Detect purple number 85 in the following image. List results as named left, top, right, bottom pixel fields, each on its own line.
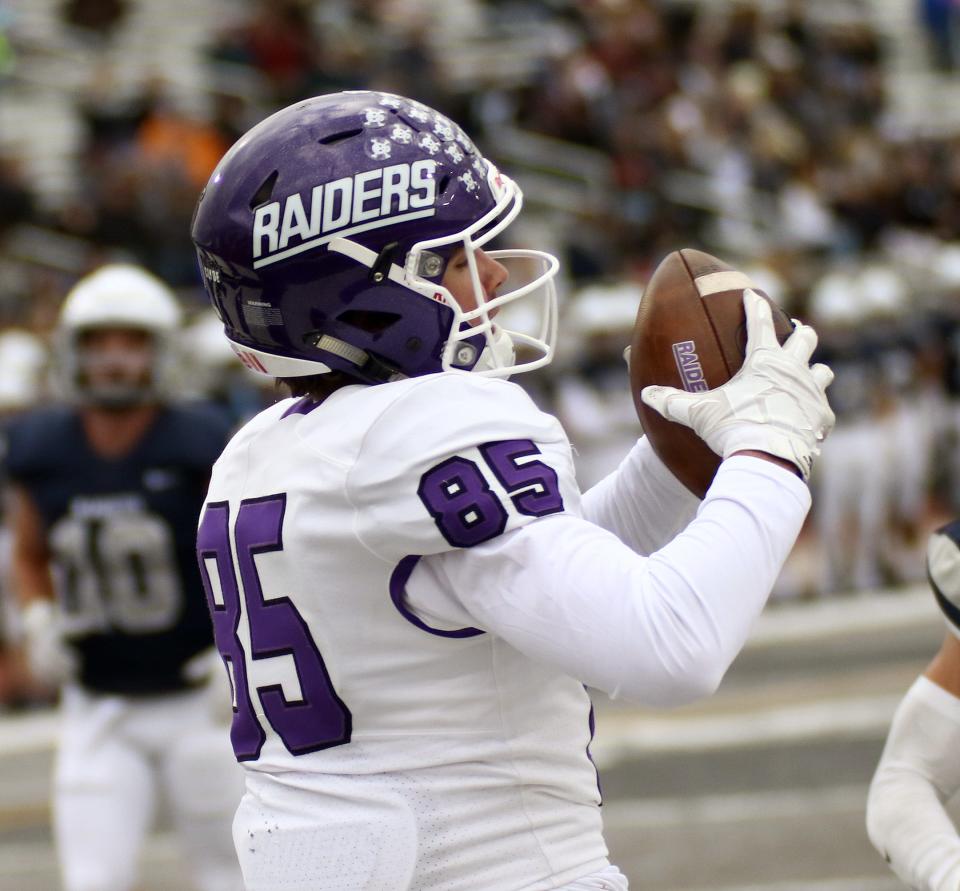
left=197, top=495, right=351, bottom=761
left=418, top=438, right=564, bottom=548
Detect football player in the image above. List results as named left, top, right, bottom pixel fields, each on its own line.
left=867, top=521, right=960, bottom=891
left=6, top=264, right=244, bottom=891
left=0, top=328, right=50, bottom=706
left=191, top=91, right=834, bottom=891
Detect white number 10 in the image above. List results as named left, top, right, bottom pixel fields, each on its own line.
left=50, top=511, right=182, bottom=635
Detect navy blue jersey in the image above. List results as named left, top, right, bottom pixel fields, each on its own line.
left=5, top=402, right=231, bottom=695
left=930, top=519, right=960, bottom=637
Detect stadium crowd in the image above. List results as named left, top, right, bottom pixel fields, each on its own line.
left=0, top=0, right=958, bottom=713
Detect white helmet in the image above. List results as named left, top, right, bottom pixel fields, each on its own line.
left=179, top=308, right=255, bottom=400
left=57, top=264, right=182, bottom=407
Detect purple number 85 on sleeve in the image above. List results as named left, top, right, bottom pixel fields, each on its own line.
left=418, top=439, right=563, bottom=548
left=480, top=439, right=564, bottom=518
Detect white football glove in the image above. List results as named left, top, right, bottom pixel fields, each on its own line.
left=22, top=599, right=77, bottom=687
left=641, top=289, right=835, bottom=481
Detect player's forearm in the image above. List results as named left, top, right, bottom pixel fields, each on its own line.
left=868, top=676, right=960, bottom=891
left=9, top=486, right=55, bottom=606
left=608, top=455, right=809, bottom=703
left=12, top=556, right=55, bottom=606
left=11, top=499, right=75, bottom=684
left=580, top=435, right=700, bottom=555
left=11, top=535, right=55, bottom=607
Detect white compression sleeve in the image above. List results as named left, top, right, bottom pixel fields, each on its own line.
left=407, top=456, right=809, bottom=706
left=867, top=676, right=960, bottom=891
left=580, top=436, right=701, bottom=555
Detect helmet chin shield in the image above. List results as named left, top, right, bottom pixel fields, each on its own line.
left=405, top=166, right=559, bottom=377
left=470, top=325, right=517, bottom=375
left=441, top=246, right=559, bottom=377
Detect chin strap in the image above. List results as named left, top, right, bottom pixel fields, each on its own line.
left=468, top=326, right=515, bottom=375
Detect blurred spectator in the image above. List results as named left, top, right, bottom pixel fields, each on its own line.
left=0, top=155, right=36, bottom=235
left=554, top=282, right=643, bottom=489
left=208, top=0, right=321, bottom=104
left=78, top=66, right=156, bottom=153
left=60, top=0, right=128, bottom=36
left=810, top=262, right=952, bottom=595
left=918, top=0, right=960, bottom=70
left=60, top=79, right=227, bottom=285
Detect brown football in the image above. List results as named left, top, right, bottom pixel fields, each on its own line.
left=628, top=249, right=794, bottom=498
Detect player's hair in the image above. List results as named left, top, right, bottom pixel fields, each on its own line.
left=278, top=310, right=395, bottom=399
left=279, top=372, right=357, bottom=401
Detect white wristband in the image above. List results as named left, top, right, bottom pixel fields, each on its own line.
left=21, top=599, right=76, bottom=686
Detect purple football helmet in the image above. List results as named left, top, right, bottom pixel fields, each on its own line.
left=191, top=91, right=558, bottom=383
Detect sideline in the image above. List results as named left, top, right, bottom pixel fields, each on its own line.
left=602, top=783, right=866, bottom=829
left=590, top=693, right=902, bottom=763
left=751, top=584, right=936, bottom=647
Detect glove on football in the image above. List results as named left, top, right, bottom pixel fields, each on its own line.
left=641, top=289, right=835, bottom=481
left=22, top=600, right=77, bottom=686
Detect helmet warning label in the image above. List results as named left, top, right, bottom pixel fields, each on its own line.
left=242, top=302, right=283, bottom=328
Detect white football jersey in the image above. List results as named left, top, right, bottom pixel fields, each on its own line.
left=199, top=372, right=611, bottom=891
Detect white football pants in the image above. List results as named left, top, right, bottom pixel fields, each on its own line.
left=54, top=683, right=244, bottom=891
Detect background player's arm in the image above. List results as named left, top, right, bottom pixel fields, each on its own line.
left=8, top=484, right=75, bottom=685
left=10, top=486, right=54, bottom=609
left=867, top=525, right=960, bottom=891
left=9, top=485, right=55, bottom=607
